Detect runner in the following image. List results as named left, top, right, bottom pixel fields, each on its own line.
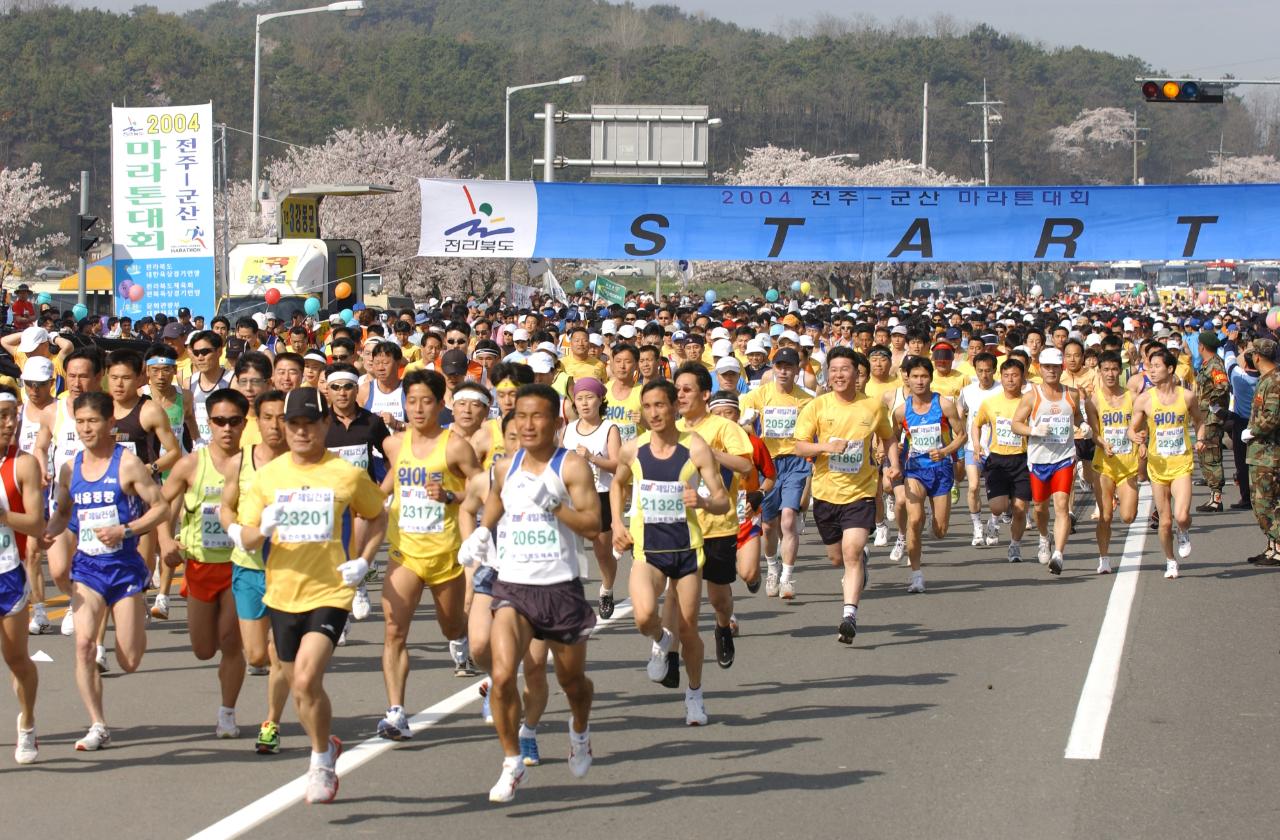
left=0, top=387, right=46, bottom=763
left=1085, top=351, right=1140, bottom=574
left=18, top=357, right=55, bottom=636
left=358, top=341, right=406, bottom=431
left=957, top=352, right=1002, bottom=547
left=459, top=383, right=602, bottom=802
left=187, top=330, right=234, bottom=448
left=42, top=391, right=170, bottom=750
left=377, top=369, right=482, bottom=741
left=972, top=357, right=1034, bottom=562
left=1128, top=348, right=1206, bottom=580
left=892, top=356, right=966, bottom=593
left=793, top=348, right=900, bottom=642
left=231, top=387, right=388, bottom=803
left=611, top=380, right=730, bottom=725
left=157, top=388, right=248, bottom=738
left=560, top=378, right=622, bottom=618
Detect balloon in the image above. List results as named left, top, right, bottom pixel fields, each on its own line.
left=340, top=308, right=353, bottom=323
left=1134, top=282, right=1145, bottom=294
left=36, top=292, right=50, bottom=306
left=264, top=287, right=281, bottom=305
left=589, top=280, right=597, bottom=292
left=765, top=288, right=779, bottom=302
left=335, top=281, right=352, bottom=299
left=1029, top=284, right=1043, bottom=297
left=304, top=296, right=321, bottom=316
left=704, top=289, right=716, bottom=303
left=1197, top=290, right=1210, bottom=305
left=574, top=279, right=584, bottom=291
left=1268, top=307, right=1280, bottom=331
left=791, top=281, right=801, bottom=292
left=117, top=283, right=132, bottom=298
left=72, top=303, right=88, bottom=320
left=128, top=284, right=144, bottom=302
left=800, top=281, right=811, bottom=294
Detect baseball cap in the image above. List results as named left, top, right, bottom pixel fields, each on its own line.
left=513, top=328, right=530, bottom=342
left=773, top=348, right=801, bottom=367
left=1039, top=348, right=1064, bottom=365
left=529, top=352, right=556, bottom=374
left=20, top=356, right=53, bottom=382
left=672, top=330, right=688, bottom=342
left=745, top=339, right=767, bottom=355
left=891, top=325, right=908, bottom=336
left=282, top=387, right=328, bottom=422
left=161, top=322, right=185, bottom=340
left=17, top=326, right=50, bottom=353
left=714, top=355, right=742, bottom=374
left=618, top=325, right=637, bottom=340
left=440, top=349, right=469, bottom=376
left=711, top=338, right=734, bottom=358
left=225, top=337, right=247, bottom=358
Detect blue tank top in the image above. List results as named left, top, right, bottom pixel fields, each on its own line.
left=69, top=446, right=143, bottom=564
left=903, top=393, right=951, bottom=470
left=633, top=435, right=700, bottom=553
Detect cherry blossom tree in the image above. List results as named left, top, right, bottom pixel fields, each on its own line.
left=1187, top=154, right=1280, bottom=183
left=0, top=163, right=70, bottom=285
left=1047, top=107, right=1135, bottom=185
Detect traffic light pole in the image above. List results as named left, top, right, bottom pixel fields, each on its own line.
left=77, top=170, right=88, bottom=309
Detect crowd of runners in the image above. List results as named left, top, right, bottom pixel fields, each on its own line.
left=0, top=284, right=1275, bottom=804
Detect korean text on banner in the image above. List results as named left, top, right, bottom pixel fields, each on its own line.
left=112, top=104, right=217, bottom=319
left=595, top=276, right=627, bottom=305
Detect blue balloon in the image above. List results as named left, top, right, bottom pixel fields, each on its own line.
left=304, top=297, right=321, bottom=316
left=790, top=281, right=802, bottom=292
left=704, top=289, right=717, bottom=303
left=340, top=308, right=353, bottom=322
left=36, top=292, right=51, bottom=306
left=588, top=280, right=597, bottom=292
left=574, top=279, right=584, bottom=291
left=765, top=288, right=779, bottom=302
left=72, top=303, right=88, bottom=320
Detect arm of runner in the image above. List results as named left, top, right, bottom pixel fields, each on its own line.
left=478, top=461, right=507, bottom=532
left=350, top=472, right=389, bottom=563
left=687, top=433, right=730, bottom=516
left=1186, top=390, right=1208, bottom=453
left=972, top=403, right=989, bottom=462
left=157, top=453, right=196, bottom=565
left=458, top=470, right=488, bottom=541
left=33, top=422, right=52, bottom=485
left=379, top=432, right=403, bottom=496
left=1009, top=391, right=1042, bottom=437
left=3, top=453, right=46, bottom=538
left=551, top=453, right=602, bottom=540
left=446, top=428, right=482, bottom=483
left=1127, top=392, right=1151, bottom=448
left=935, top=397, right=967, bottom=460
left=469, top=424, right=491, bottom=465
left=588, top=423, right=622, bottom=475
left=218, top=453, right=242, bottom=533
left=792, top=399, right=843, bottom=457
left=40, top=463, right=73, bottom=548
left=99, top=451, right=171, bottom=548
left=716, top=423, right=754, bottom=475
left=1083, top=395, right=1108, bottom=454
left=610, top=442, right=636, bottom=552
left=145, top=402, right=183, bottom=473
left=0, top=333, right=19, bottom=354
left=370, top=416, right=392, bottom=460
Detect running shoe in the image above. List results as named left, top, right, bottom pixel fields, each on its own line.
left=246, top=664, right=270, bottom=676
left=1068, top=512, right=1078, bottom=534
left=714, top=625, right=735, bottom=669
left=728, top=614, right=739, bottom=637
left=984, top=518, right=1000, bottom=546
left=1176, top=528, right=1192, bottom=558
left=255, top=720, right=281, bottom=755
left=1255, top=552, right=1280, bottom=567
left=1000, top=511, right=1012, bottom=524
left=661, top=651, right=680, bottom=689
left=646, top=629, right=673, bottom=682
left=150, top=594, right=169, bottom=621
left=14, top=714, right=36, bottom=765
left=489, top=757, right=526, bottom=803
left=27, top=603, right=49, bottom=636
left=568, top=734, right=592, bottom=778
left=890, top=533, right=907, bottom=564
left=519, top=734, right=541, bottom=767
left=377, top=706, right=413, bottom=741
left=884, top=494, right=895, bottom=519
left=455, top=657, right=480, bottom=678
left=971, top=525, right=984, bottom=547
left=684, top=692, right=708, bottom=726
left=1037, top=537, right=1051, bottom=565
left=95, top=645, right=109, bottom=674
left=764, top=568, right=780, bottom=597
left=598, top=590, right=615, bottom=620
left=906, top=570, right=925, bottom=594
left=1164, top=559, right=1180, bottom=579
left=837, top=616, right=857, bottom=644
left=215, top=708, right=240, bottom=739
left=351, top=584, right=371, bottom=621
left=779, top=578, right=796, bottom=600
left=363, top=560, right=380, bottom=584
left=75, top=722, right=110, bottom=751
left=1149, top=510, right=1159, bottom=531
left=745, top=573, right=761, bottom=594
left=302, top=736, right=343, bottom=805
left=60, top=606, right=75, bottom=636
left=1196, top=498, right=1223, bottom=513
left=336, top=619, right=349, bottom=647
left=873, top=523, right=888, bottom=547
left=1096, top=557, right=1112, bottom=575
left=1049, top=551, right=1064, bottom=576
left=1008, top=542, right=1022, bottom=563
left=950, top=485, right=960, bottom=504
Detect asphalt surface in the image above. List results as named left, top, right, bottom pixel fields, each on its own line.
left=2, top=471, right=1278, bottom=839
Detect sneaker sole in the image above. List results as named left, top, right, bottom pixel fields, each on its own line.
left=1049, top=560, right=1063, bottom=575
left=837, top=620, right=857, bottom=644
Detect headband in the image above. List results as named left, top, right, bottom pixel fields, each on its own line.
left=453, top=386, right=492, bottom=407
left=708, top=394, right=739, bottom=411
left=495, top=380, right=520, bottom=392
left=146, top=356, right=176, bottom=367
left=0, top=393, right=16, bottom=405
left=572, top=377, right=605, bottom=398
left=325, top=371, right=359, bottom=385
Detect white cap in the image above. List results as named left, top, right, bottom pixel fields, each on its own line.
left=264, top=311, right=277, bottom=322
left=711, top=338, right=734, bottom=358
left=17, top=326, right=49, bottom=354
left=798, top=335, right=815, bottom=347
left=20, top=356, right=53, bottom=382
left=1039, top=348, right=1064, bottom=365
left=714, top=355, right=742, bottom=374
left=887, top=317, right=900, bottom=327
left=1167, top=337, right=1182, bottom=350
left=601, top=321, right=617, bottom=335
left=252, top=312, right=268, bottom=330
left=329, top=314, right=342, bottom=324
left=779, top=330, right=800, bottom=344
left=745, top=339, right=767, bottom=355
left=588, top=334, right=604, bottom=347
left=618, top=324, right=637, bottom=339
left=513, top=328, right=530, bottom=341
left=634, top=319, right=647, bottom=330
left=710, top=326, right=730, bottom=340
left=502, top=323, right=517, bottom=334
left=529, top=352, right=556, bottom=374
left=536, top=341, right=558, bottom=357
left=1084, top=333, right=1103, bottom=347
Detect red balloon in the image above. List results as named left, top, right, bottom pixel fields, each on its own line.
left=128, top=284, right=145, bottom=302
left=264, top=287, right=281, bottom=305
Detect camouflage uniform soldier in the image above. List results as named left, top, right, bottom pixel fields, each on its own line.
left=1244, top=338, right=1280, bottom=566
left=1195, top=331, right=1231, bottom=511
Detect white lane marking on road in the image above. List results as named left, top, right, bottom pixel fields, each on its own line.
left=190, top=600, right=634, bottom=840
left=31, top=650, right=52, bottom=662
left=1064, top=485, right=1152, bottom=760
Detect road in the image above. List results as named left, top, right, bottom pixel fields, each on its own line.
left=2, top=475, right=1277, bottom=840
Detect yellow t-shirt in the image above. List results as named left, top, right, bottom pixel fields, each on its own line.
left=931, top=369, right=968, bottom=399
left=677, top=412, right=752, bottom=538
left=739, top=381, right=813, bottom=458
left=239, top=451, right=386, bottom=612
left=1146, top=387, right=1194, bottom=482
left=794, top=392, right=893, bottom=505
left=241, top=415, right=262, bottom=447
left=603, top=380, right=643, bottom=442
left=864, top=376, right=898, bottom=404
left=973, top=392, right=1027, bottom=456
left=387, top=428, right=464, bottom=561
left=562, top=354, right=607, bottom=385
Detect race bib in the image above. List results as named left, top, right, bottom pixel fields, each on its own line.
left=1043, top=414, right=1072, bottom=444
left=117, top=441, right=137, bottom=455
left=736, top=490, right=748, bottom=522
left=910, top=422, right=942, bottom=454
left=617, top=419, right=638, bottom=442
left=995, top=417, right=1022, bottom=449
left=1155, top=426, right=1186, bottom=457
left=637, top=479, right=687, bottom=523
left=761, top=406, right=800, bottom=439
left=1104, top=426, right=1132, bottom=455
left=0, top=525, right=19, bottom=573
left=271, top=489, right=334, bottom=543
left=501, top=511, right=561, bottom=564
left=77, top=505, right=121, bottom=556
left=329, top=444, right=369, bottom=471
left=398, top=486, right=445, bottom=534
left=195, top=402, right=211, bottom=443
left=829, top=439, right=864, bottom=474
left=202, top=503, right=233, bottom=549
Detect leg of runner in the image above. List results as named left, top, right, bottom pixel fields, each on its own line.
left=519, top=640, right=549, bottom=767
left=966, top=454, right=986, bottom=546
left=233, top=567, right=287, bottom=754
left=928, top=485, right=952, bottom=540
left=49, top=533, right=74, bottom=635
left=890, top=481, right=909, bottom=564
left=903, top=479, right=927, bottom=593
left=778, top=506, right=800, bottom=598
left=281, top=630, right=343, bottom=804
left=659, top=578, right=680, bottom=687
left=1151, top=479, right=1179, bottom=578
left=1095, top=473, right=1118, bottom=574
left=673, top=571, right=707, bottom=725
left=379, top=562, right=426, bottom=740
left=24, top=547, right=48, bottom=635
left=591, top=531, right=617, bottom=618
left=761, top=513, right=780, bottom=596
left=487, top=606, right=534, bottom=802
left=1169, top=473, right=1194, bottom=574
left=187, top=586, right=245, bottom=738
left=1, top=596, right=38, bottom=763
left=1048, top=488, right=1072, bottom=574
left=548, top=638, right=594, bottom=778
left=703, top=536, right=737, bottom=669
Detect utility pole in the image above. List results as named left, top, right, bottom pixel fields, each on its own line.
left=967, top=79, right=1003, bottom=186
left=1209, top=131, right=1228, bottom=182
left=77, top=171, right=89, bottom=308
left=1129, top=109, right=1149, bottom=185
left=921, top=82, right=929, bottom=171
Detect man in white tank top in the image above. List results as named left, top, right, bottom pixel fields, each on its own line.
left=458, top=383, right=602, bottom=803
left=186, top=330, right=234, bottom=448
left=17, top=357, right=56, bottom=635
left=358, top=341, right=406, bottom=431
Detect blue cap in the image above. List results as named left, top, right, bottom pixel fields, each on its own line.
left=352, top=303, right=366, bottom=311
left=414, top=312, right=428, bottom=325
left=346, top=318, right=360, bottom=328
left=1188, top=317, right=1201, bottom=328
left=945, top=327, right=962, bottom=340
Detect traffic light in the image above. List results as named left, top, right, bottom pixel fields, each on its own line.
left=78, top=214, right=100, bottom=256
left=1140, top=79, right=1224, bottom=104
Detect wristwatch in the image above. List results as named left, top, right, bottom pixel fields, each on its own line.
left=123, top=526, right=135, bottom=540
left=443, top=490, right=458, bottom=506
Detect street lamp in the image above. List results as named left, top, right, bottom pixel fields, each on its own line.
left=505, top=75, right=585, bottom=180
left=251, top=1, right=365, bottom=213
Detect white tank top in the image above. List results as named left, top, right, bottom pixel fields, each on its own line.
left=1026, top=384, right=1077, bottom=465
left=52, top=396, right=84, bottom=477
left=561, top=419, right=615, bottom=492
left=366, top=381, right=406, bottom=423
left=17, top=403, right=43, bottom=455
left=0, top=450, right=21, bottom=574
left=192, top=370, right=233, bottom=447
left=495, top=448, right=580, bottom=585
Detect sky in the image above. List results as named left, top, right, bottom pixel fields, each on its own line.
left=78, top=0, right=1280, bottom=83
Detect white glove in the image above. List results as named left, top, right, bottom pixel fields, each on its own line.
left=458, top=526, right=494, bottom=568
left=1029, top=423, right=1049, bottom=438
left=227, top=523, right=247, bottom=553
left=1242, top=428, right=1256, bottom=442
left=258, top=503, right=282, bottom=538
left=1077, top=422, right=1092, bottom=438
left=740, top=408, right=759, bottom=425
left=337, top=557, right=369, bottom=587
left=531, top=474, right=566, bottom=512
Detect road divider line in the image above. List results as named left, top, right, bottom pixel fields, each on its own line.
left=190, top=599, right=635, bottom=840
left=1064, top=485, right=1152, bottom=760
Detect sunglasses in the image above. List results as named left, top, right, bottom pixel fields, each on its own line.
left=210, top=415, right=245, bottom=427
left=237, top=378, right=267, bottom=388
left=331, top=353, right=351, bottom=361
left=328, top=383, right=356, bottom=391
left=191, top=347, right=216, bottom=357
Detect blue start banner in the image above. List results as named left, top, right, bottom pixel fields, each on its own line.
left=417, top=178, right=1280, bottom=262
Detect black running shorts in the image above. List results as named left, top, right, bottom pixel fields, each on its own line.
left=490, top=578, right=597, bottom=645
left=813, top=497, right=876, bottom=546
left=268, top=606, right=349, bottom=662
left=984, top=453, right=1032, bottom=502
left=700, top=535, right=738, bottom=585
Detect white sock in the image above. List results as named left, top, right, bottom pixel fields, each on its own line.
left=503, top=754, right=521, bottom=768
left=219, top=705, right=235, bottom=717
left=1099, top=555, right=1109, bottom=564
left=779, top=565, right=793, bottom=583
left=571, top=726, right=590, bottom=744
left=685, top=685, right=703, bottom=701
left=96, top=644, right=105, bottom=658
left=843, top=604, right=857, bottom=619
left=598, top=586, right=612, bottom=598
left=971, top=513, right=981, bottom=528
left=518, top=724, right=537, bottom=739
left=765, top=553, right=778, bottom=571
left=310, top=741, right=336, bottom=769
